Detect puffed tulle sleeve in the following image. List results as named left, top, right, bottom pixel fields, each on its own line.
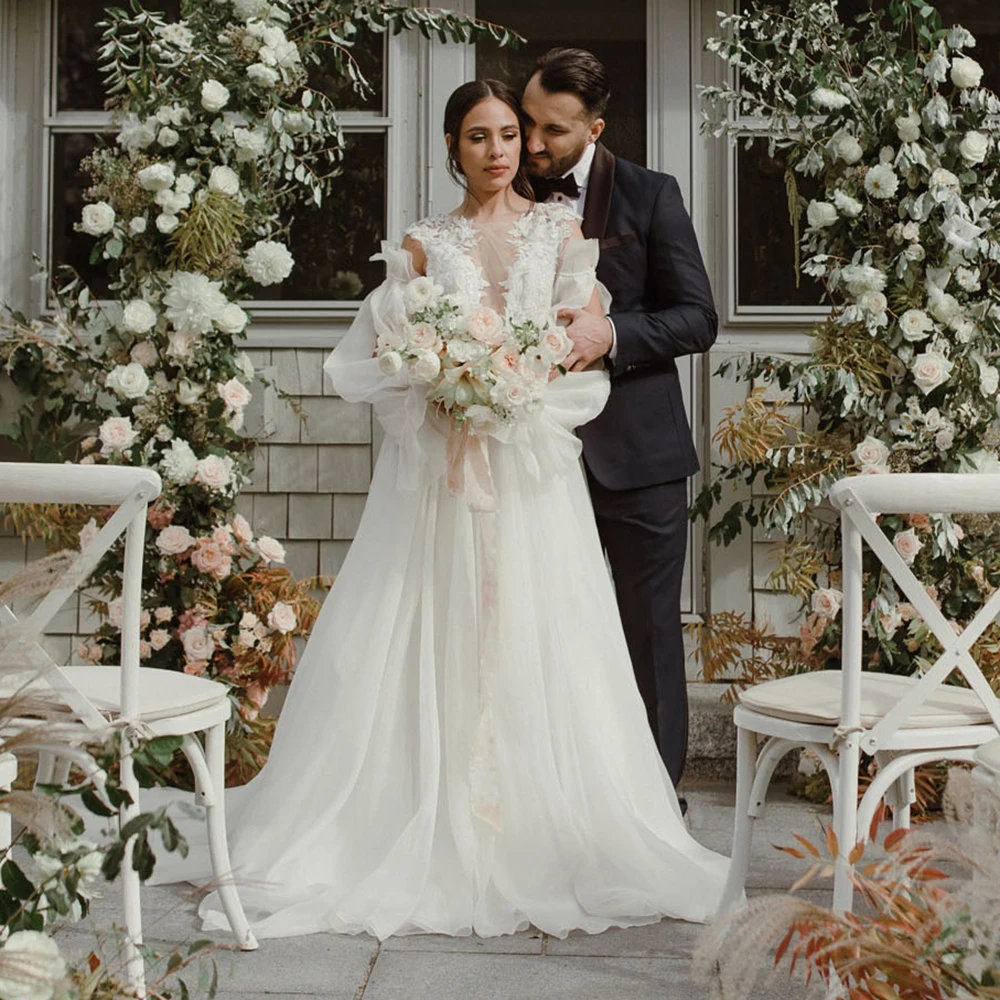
left=323, top=242, right=446, bottom=492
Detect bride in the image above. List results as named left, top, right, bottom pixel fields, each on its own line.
left=197, top=78, right=729, bottom=940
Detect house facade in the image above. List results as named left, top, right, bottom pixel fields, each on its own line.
left=1, top=0, right=997, bottom=667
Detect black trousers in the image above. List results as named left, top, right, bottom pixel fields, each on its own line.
left=586, top=471, right=689, bottom=786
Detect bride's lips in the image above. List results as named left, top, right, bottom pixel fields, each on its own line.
left=485, top=164, right=508, bottom=175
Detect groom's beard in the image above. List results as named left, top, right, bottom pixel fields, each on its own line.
left=525, top=136, right=589, bottom=180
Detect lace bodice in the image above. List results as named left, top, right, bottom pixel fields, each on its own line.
left=406, top=203, right=579, bottom=327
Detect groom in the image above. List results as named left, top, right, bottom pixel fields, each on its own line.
left=522, top=48, right=717, bottom=797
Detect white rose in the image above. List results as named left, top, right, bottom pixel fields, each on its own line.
left=99, top=416, right=138, bottom=454
left=538, top=325, right=573, bottom=366
left=246, top=63, right=280, bottom=86
left=255, top=535, right=286, bottom=563
left=233, top=126, right=269, bottom=161
left=81, top=201, right=116, bottom=236
left=832, top=190, right=862, bottom=217
left=893, top=528, right=923, bottom=565
left=156, top=213, right=179, bottom=234
left=951, top=55, right=984, bottom=89
left=811, top=587, right=843, bottom=618
left=953, top=319, right=976, bottom=344
left=149, top=628, right=171, bottom=651
left=182, top=627, right=215, bottom=661
left=898, top=308, right=934, bottom=342
left=137, top=163, right=176, bottom=191
left=194, top=454, right=235, bottom=490
left=852, top=435, right=890, bottom=470
left=217, top=377, right=252, bottom=411
left=215, top=303, right=248, bottom=334
left=829, top=130, right=863, bottom=164
left=175, top=173, right=197, bottom=195
left=155, top=189, right=189, bottom=213
left=267, top=601, right=297, bottom=634
left=244, top=239, right=294, bottom=286
left=123, top=299, right=157, bottom=334
left=129, top=216, right=147, bottom=235
left=858, top=290, right=886, bottom=313
left=106, top=362, right=150, bottom=399
left=176, top=378, right=205, bottom=405
left=911, top=350, right=954, bottom=395
left=490, top=376, right=533, bottom=410
left=895, top=113, right=921, bottom=143
left=156, top=524, right=195, bottom=555
left=980, top=366, right=999, bottom=397
left=157, top=126, right=179, bottom=147
left=928, top=289, right=961, bottom=326
left=806, top=200, right=838, bottom=228
left=208, top=165, right=240, bottom=196
left=411, top=350, right=442, bottom=383
left=200, top=79, right=231, bottom=113
left=864, top=163, right=899, bottom=200
left=0, top=931, right=67, bottom=1000
left=935, top=426, right=955, bottom=451
left=378, top=350, right=403, bottom=375
left=959, top=131, right=989, bottom=164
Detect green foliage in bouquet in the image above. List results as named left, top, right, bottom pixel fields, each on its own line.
left=693, top=0, right=1000, bottom=692
left=0, top=1, right=521, bottom=726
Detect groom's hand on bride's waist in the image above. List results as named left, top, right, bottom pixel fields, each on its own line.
left=557, top=308, right=614, bottom=372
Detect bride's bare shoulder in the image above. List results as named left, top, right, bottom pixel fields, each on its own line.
left=401, top=233, right=427, bottom=275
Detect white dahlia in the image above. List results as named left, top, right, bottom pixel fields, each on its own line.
left=244, top=240, right=294, bottom=286
left=163, top=272, right=228, bottom=334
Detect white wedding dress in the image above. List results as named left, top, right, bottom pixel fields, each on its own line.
left=194, top=203, right=729, bottom=940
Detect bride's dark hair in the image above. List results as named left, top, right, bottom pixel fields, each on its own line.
left=443, top=79, right=534, bottom=202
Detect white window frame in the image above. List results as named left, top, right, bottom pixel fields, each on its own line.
left=18, top=0, right=421, bottom=348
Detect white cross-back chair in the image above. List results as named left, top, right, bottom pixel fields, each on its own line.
left=0, top=462, right=257, bottom=993
left=719, top=473, right=1000, bottom=915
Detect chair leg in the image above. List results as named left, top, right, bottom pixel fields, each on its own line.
left=34, top=751, right=55, bottom=787
left=718, top=726, right=758, bottom=915
left=51, top=756, right=72, bottom=787
left=892, top=768, right=914, bottom=831
left=119, top=737, right=145, bottom=995
left=832, top=732, right=861, bottom=914
left=189, top=725, right=258, bottom=950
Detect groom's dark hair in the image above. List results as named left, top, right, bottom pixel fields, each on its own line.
left=533, top=48, right=610, bottom=120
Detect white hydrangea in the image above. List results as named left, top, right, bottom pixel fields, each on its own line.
left=208, top=165, right=240, bottom=196
left=233, top=126, right=269, bottom=161
left=864, top=163, right=899, bottom=200
left=244, top=239, right=294, bottom=285
left=247, top=63, right=280, bottom=86
left=832, top=190, right=862, bottom=217
left=810, top=87, right=850, bottom=110
left=155, top=20, right=194, bottom=51
left=117, top=114, right=157, bottom=151
left=160, top=438, right=198, bottom=484
left=80, top=202, right=116, bottom=236
left=137, top=163, right=176, bottom=192
left=163, top=272, right=228, bottom=334
left=175, top=174, right=197, bottom=196
left=156, top=213, right=180, bottom=234
left=106, top=362, right=150, bottom=399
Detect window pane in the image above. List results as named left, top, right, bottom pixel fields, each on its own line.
left=50, top=132, right=111, bottom=297
left=736, top=142, right=825, bottom=309
left=309, top=31, right=386, bottom=114
left=258, top=132, right=387, bottom=302
left=56, top=0, right=180, bottom=111
left=474, top=0, right=646, bottom=166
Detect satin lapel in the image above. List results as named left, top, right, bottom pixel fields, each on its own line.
left=582, top=143, right=615, bottom=240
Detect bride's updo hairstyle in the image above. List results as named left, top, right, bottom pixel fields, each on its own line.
left=444, top=79, right=534, bottom=201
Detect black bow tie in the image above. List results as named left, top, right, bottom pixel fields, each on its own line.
left=532, top=174, right=581, bottom=201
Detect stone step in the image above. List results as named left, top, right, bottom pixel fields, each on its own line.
left=686, top=682, right=739, bottom=781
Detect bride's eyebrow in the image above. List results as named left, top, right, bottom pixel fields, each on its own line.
left=465, top=122, right=520, bottom=134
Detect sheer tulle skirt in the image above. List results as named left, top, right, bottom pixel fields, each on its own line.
left=195, top=375, right=729, bottom=940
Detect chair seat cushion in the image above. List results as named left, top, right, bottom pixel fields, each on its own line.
left=0, top=666, right=228, bottom=723
left=738, top=670, right=995, bottom=728
left=975, top=738, right=1000, bottom=777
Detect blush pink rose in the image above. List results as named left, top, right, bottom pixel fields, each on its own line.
left=466, top=307, right=505, bottom=347
left=190, top=539, right=233, bottom=580
left=149, top=628, right=171, bottom=651
left=267, top=601, right=297, bottom=634
left=893, top=528, right=923, bottom=565
left=156, top=524, right=195, bottom=556
left=232, top=513, right=253, bottom=544
left=181, top=626, right=215, bottom=661
left=255, top=535, right=286, bottom=564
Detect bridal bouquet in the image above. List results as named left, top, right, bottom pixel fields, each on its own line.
left=375, top=276, right=574, bottom=432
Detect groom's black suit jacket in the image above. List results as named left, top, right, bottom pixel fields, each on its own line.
left=576, top=142, right=717, bottom=489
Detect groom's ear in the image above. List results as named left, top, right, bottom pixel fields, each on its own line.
left=588, top=118, right=606, bottom=144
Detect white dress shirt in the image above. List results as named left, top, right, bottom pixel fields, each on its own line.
left=538, top=142, right=617, bottom=361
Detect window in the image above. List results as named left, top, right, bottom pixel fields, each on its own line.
left=729, top=0, right=1000, bottom=319
left=43, top=1, right=405, bottom=322
left=474, top=0, right=647, bottom=166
